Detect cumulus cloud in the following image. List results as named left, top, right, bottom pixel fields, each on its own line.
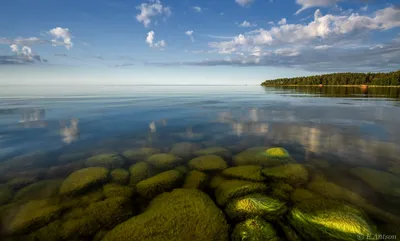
left=136, top=0, right=171, bottom=27
left=193, top=6, right=202, bottom=12
left=278, top=18, right=287, bottom=25
left=49, top=27, right=73, bottom=49
left=185, top=30, right=194, bottom=42
left=239, top=21, right=257, bottom=27
left=146, top=31, right=166, bottom=48
left=236, top=0, right=254, bottom=7
left=296, top=0, right=342, bottom=15
left=10, top=44, right=19, bottom=53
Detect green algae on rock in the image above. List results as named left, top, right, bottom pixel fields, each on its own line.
left=6, top=177, right=37, bottom=190
left=278, top=220, right=302, bottom=241
left=265, top=147, right=290, bottom=159
left=170, top=142, right=202, bottom=158
left=93, top=230, right=109, bottom=241
left=233, top=147, right=290, bottom=167
left=193, top=147, right=232, bottom=159
left=103, top=184, right=134, bottom=198
left=188, top=155, right=228, bottom=171
left=14, top=179, right=62, bottom=202
left=102, top=189, right=229, bottom=241
left=85, top=153, right=125, bottom=169
left=0, top=184, right=12, bottom=205
left=291, top=188, right=321, bottom=203
left=215, top=179, right=268, bottom=206
left=183, top=170, right=208, bottom=189
left=110, top=168, right=130, bottom=185
left=27, top=220, right=62, bottom=241
left=270, top=182, right=294, bottom=201
left=122, top=148, right=160, bottom=162
left=59, top=167, right=109, bottom=196
left=128, top=162, right=154, bottom=186
left=222, top=165, right=265, bottom=182
left=262, top=164, right=309, bottom=186
left=209, top=174, right=228, bottom=190
left=231, top=217, right=279, bottom=241
left=224, top=194, right=287, bottom=221
left=136, top=170, right=183, bottom=199
left=349, top=167, right=400, bottom=197
left=175, top=165, right=189, bottom=174
left=289, top=199, right=375, bottom=241
left=146, top=153, right=183, bottom=170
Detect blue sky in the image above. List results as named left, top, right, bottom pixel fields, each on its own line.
left=0, top=0, right=399, bottom=85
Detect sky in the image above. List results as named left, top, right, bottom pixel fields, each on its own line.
left=0, top=0, right=399, bottom=85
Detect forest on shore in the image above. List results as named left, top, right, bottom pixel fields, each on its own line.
left=261, top=70, right=400, bottom=86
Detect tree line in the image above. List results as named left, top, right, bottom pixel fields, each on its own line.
left=261, top=70, right=400, bottom=86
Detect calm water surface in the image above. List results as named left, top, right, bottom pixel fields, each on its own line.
left=0, top=85, right=399, bottom=240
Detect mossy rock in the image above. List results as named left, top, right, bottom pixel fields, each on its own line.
left=188, top=155, right=228, bottom=171
left=175, top=165, right=189, bottom=174
left=47, top=162, right=84, bottom=179
left=110, top=168, right=130, bottom=185
left=291, top=188, right=321, bottom=203
left=102, top=189, right=229, bottom=241
left=122, top=148, right=160, bottom=162
left=129, top=162, right=153, bottom=186
left=278, top=220, right=302, bottom=241
left=136, top=170, right=183, bottom=199
left=183, top=170, right=208, bottom=189
left=222, top=165, right=265, bottom=182
left=289, top=199, right=376, bottom=241
left=262, top=164, right=308, bottom=186
left=233, top=147, right=290, bottom=167
left=59, top=167, right=109, bottom=196
left=61, top=197, right=132, bottom=239
left=170, top=142, right=201, bottom=158
left=14, top=180, right=62, bottom=202
left=307, top=159, right=330, bottom=169
left=7, top=177, right=37, bottom=190
left=0, top=184, right=12, bottom=205
left=209, top=175, right=228, bottom=190
left=27, top=220, right=62, bottom=241
left=5, top=199, right=63, bottom=235
left=349, top=167, right=400, bottom=197
left=265, top=147, right=290, bottom=158
left=270, top=182, right=294, bottom=201
left=103, top=184, right=134, bottom=198
left=146, top=153, right=183, bottom=170
left=215, top=179, right=268, bottom=206
left=193, top=147, right=232, bottom=159
left=77, top=190, right=105, bottom=206
left=232, top=217, right=279, bottom=241
left=93, top=230, right=109, bottom=241
left=225, top=194, right=287, bottom=221
left=85, top=153, right=125, bottom=169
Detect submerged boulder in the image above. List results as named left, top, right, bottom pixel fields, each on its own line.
left=128, top=162, right=154, bottom=186
left=14, top=179, right=62, bottom=202
left=59, top=167, right=109, bottom=196
left=110, top=168, right=130, bottom=185
left=85, top=153, right=125, bottom=169
left=103, top=184, right=134, bottom=198
left=183, top=170, right=208, bottom=189
left=27, top=220, right=62, bottom=241
left=224, top=194, right=287, bottom=221
left=193, top=147, right=232, bottom=159
left=289, top=199, right=376, bottom=241
left=170, top=142, right=202, bottom=158
left=146, top=153, right=183, bottom=170
left=215, top=179, right=268, bottom=206
left=188, top=155, right=228, bottom=171
left=136, top=170, right=183, bottom=199
left=6, top=177, right=37, bottom=190
left=270, top=182, right=294, bottom=201
left=222, top=165, right=265, bottom=182
left=0, top=184, right=12, bottom=205
left=209, top=175, right=228, bottom=190
left=262, top=164, right=308, bottom=186
left=122, top=148, right=160, bottom=162
left=291, top=188, right=321, bottom=203
left=231, top=217, right=279, bottom=241
left=175, top=165, right=189, bottom=174
left=102, top=189, right=229, bottom=241
left=233, top=147, right=290, bottom=167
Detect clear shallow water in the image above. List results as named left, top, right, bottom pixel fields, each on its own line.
left=0, top=85, right=399, bottom=240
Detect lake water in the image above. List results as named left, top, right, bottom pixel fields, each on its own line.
left=0, top=85, right=399, bottom=240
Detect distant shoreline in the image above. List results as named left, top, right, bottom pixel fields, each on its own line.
left=261, top=85, right=400, bottom=88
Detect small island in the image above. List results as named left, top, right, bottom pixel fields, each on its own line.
left=261, top=70, right=400, bottom=87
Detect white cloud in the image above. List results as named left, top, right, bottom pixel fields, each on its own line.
left=278, top=18, right=287, bottom=25
left=193, top=6, right=202, bottom=12
left=239, top=21, right=257, bottom=27
left=268, top=21, right=274, bottom=25
left=10, top=44, right=19, bottom=53
left=314, top=44, right=332, bottom=49
left=235, top=0, right=254, bottom=7
left=361, top=5, right=368, bottom=12
left=146, top=31, right=166, bottom=48
left=185, top=30, right=194, bottom=42
left=295, top=0, right=342, bottom=15
left=136, top=0, right=171, bottom=27
left=154, top=40, right=166, bottom=48
left=21, top=46, right=32, bottom=57
left=49, top=27, right=72, bottom=49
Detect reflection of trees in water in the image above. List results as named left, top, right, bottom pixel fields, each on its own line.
left=60, top=119, right=79, bottom=144
left=19, top=108, right=47, bottom=128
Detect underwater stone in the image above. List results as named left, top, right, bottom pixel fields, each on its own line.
left=233, top=147, right=290, bottom=167
left=188, top=155, right=228, bottom=171
left=262, top=164, right=309, bottom=186
left=102, top=189, right=229, bottom=241
left=183, top=170, right=208, bottom=189
left=193, top=147, right=232, bottom=159
left=265, top=147, right=290, bottom=159
left=93, top=230, right=109, bottom=241
left=57, top=152, right=89, bottom=164
left=14, top=179, right=62, bottom=202
left=170, top=142, right=202, bottom=158
left=215, top=179, right=268, bottom=206
left=136, top=170, right=183, bottom=199
left=85, top=153, right=125, bottom=169
left=0, top=184, right=12, bottom=205
left=59, top=167, right=109, bottom=196
left=6, top=177, right=37, bottom=190
left=289, top=199, right=375, bottom=241
left=209, top=174, right=228, bottom=190
left=278, top=221, right=302, bottom=241
left=146, top=153, right=183, bottom=170
left=222, top=165, right=265, bottom=182
left=307, top=159, right=331, bottom=169
left=46, top=162, right=84, bottom=179
left=349, top=167, right=400, bottom=197
left=103, top=183, right=134, bottom=198
left=122, top=148, right=160, bottom=162
left=27, top=220, right=62, bottom=241
left=270, top=182, right=294, bottom=201
left=231, top=217, right=279, bottom=241
left=291, top=188, right=321, bottom=203
left=110, top=168, right=130, bottom=185
left=175, top=165, right=189, bottom=174
left=128, top=162, right=154, bottom=186
left=224, top=194, right=287, bottom=221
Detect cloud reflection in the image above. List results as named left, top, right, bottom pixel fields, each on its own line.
left=60, top=119, right=79, bottom=144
